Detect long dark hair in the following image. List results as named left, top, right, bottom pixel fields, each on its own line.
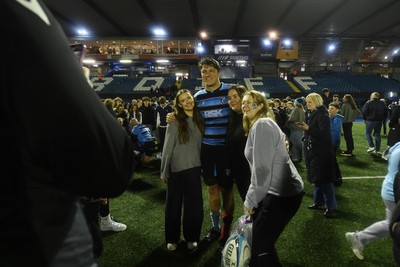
left=174, top=89, right=204, bottom=143
left=343, top=94, right=357, bottom=110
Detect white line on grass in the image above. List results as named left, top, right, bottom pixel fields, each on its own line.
left=343, top=176, right=384, bottom=179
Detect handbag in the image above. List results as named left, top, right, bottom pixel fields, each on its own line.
left=388, top=124, right=400, bottom=147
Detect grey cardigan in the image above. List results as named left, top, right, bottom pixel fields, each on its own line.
left=244, top=118, right=304, bottom=210
left=160, top=117, right=202, bottom=179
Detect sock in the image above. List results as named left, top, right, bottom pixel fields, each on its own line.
left=221, top=213, right=234, bottom=239
left=210, top=211, right=221, bottom=232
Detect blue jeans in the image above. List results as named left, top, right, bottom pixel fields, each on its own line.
left=365, top=120, right=382, bottom=151
left=289, top=130, right=303, bottom=160
left=314, top=183, right=337, bottom=210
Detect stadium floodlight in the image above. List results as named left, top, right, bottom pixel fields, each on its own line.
left=283, top=39, right=292, bottom=46
left=153, top=27, right=166, bottom=36
left=328, top=44, right=336, bottom=52
left=200, top=31, right=207, bottom=38
left=156, top=60, right=169, bottom=63
left=263, top=38, right=272, bottom=46
left=197, top=43, right=204, bottom=53
left=120, top=60, right=132, bottom=64
left=268, top=31, right=278, bottom=40
left=76, top=28, right=89, bottom=36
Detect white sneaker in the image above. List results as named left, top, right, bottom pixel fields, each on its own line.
left=187, top=241, right=198, bottom=250
left=345, top=232, right=364, bottom=260
left=167, top=243, right=177, bottom=251
left=367, top=147, right=375, bottom=153
left=154, top=153, right=162, bottom=160
left=100, top=219, right=127, bottom=232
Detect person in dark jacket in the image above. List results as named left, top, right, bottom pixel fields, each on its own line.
left=0, top=1, right=134, bottom=266
left=227, top=85, right=251, bottom=202
left=321, top=88, right=331, bottom=108
left=362, top=92, right=388, bottom=154
left=297, top=93, right=338, bottom=218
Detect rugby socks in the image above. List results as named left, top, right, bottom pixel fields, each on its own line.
left=221, top=212, right=234, bottom=239
left=210, top=210, right=221, bottom=232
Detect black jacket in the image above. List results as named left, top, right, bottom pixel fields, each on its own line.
left=304, top=106, right=336, bottom=184
left=1, top=1, right=134, bottom=265
left=362, top=98, right=388, bottom=121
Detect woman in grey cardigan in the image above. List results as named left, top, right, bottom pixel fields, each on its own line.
left=242, top=90, right=304, bottom=267
left=160, top=89, right=204, bottom=252
left=341, top=94, right=361, bottom=156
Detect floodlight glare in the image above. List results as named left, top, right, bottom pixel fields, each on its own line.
left=76, top=28, right=89, bottom=35
left=283, top=39, right=291, bottom=46
left=197, top=43, right=204, bottom=53
left=153, top=28, right=166, bottom=36
left=263, top=39, right=271, bottom=46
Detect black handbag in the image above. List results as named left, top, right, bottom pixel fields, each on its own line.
left=388, top=124, right=400, bottom=147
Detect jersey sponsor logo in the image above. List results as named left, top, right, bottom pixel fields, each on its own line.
left=203, top=109, right=224, bottom=118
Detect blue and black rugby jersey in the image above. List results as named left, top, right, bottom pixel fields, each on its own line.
left=194, top=83, right=234, bottom=146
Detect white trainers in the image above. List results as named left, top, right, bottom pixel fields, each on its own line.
left=367, top=147, right=375, bottom=153
left=187, top=241, right=198, bottom=250
left=153, top=153, right=162, bottom=160
left=100, top=219, right=127, bottom=232
left=345, top=232, right=364, bottom=260
left=167, top=243, right=177, bottom=251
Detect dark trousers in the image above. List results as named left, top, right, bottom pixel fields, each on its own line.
left=158, top=127, right=167, bottom=151
left=165, top=167, right=203, bottom=243
left=250, top=192, right=304, bottom=267
left=342, top=122, right=354, bottom=152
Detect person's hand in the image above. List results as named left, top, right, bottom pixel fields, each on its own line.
left=166, top=112, right=176, bottom=123
left=244, top=205, right=254, bottom=215
left=99, top=198, right=108, bottom=205
left=296, top=122, right=309, bottom=131
left=161, top=178, right=168, bottom=184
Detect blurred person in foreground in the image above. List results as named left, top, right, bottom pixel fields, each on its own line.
left=0, top=1, right=134, bottom=266
left=242, top=90, right=304, bottom=267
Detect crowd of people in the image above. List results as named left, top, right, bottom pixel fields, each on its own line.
left=4, top=1, right=400, bottom=266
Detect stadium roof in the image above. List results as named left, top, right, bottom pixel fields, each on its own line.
left=43, top=0, right=400, bottom=40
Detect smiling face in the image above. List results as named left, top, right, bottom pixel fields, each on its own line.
left=228, top=88, right=242, bottom=113
left=242, top=94, right=261, bottom=122
left=200, top=64, right=221, bottom=90
left=178, top=92, right=194, bottom=113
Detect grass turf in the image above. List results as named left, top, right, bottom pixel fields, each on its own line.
left=98, top=122, right=396, bottom=267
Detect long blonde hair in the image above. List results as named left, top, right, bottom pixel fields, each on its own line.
left=243, top=90, right=275, bottom=136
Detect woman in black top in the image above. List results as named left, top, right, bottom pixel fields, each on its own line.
left=226, top=85, right=251, bottom=202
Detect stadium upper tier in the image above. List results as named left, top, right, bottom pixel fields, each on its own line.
left=93, top=72, right=400, bottom=97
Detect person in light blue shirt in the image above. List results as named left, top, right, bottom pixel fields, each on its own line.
left=345, top=141, right=399, bottom=260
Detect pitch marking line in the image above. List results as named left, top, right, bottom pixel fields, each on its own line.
left=343, top=176, right=384, bottom=180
